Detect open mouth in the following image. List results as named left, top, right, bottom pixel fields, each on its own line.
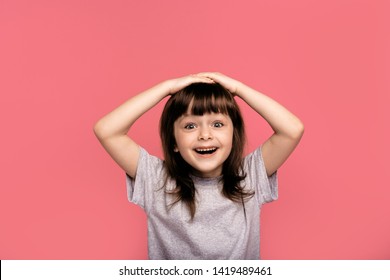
left=194, top=147, right=218, bottom=155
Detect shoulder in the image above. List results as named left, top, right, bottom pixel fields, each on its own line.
left=134, top=146, right=166, bottom=179
left=243, top=146, right=278, bottom=204
left=243, top=146, right=264, bottom=168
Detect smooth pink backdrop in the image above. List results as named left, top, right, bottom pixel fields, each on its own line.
left=1, top=0, right=389, bottom=259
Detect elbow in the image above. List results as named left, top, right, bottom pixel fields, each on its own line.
left=93, top=120, right=126, bottom=140
left=93, top=121, right=106, bottom=140
left=292, top=120, right=305, bottom=140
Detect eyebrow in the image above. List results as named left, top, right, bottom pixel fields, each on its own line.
left=179, top=113, right=228, bottom=121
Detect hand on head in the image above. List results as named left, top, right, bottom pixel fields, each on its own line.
left=167, top=72, right=242, bottom=96
left=167, top=74, right=215, bottom=95
left=194, top=72, right=242, bottom=96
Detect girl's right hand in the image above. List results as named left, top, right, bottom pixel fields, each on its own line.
left=166, top=74, right=215, bottom=95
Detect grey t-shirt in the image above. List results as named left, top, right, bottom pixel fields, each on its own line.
left=125, top=146, right=278, bottom=259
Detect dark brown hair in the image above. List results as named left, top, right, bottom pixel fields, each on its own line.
left=159, top=82, right=254, bottom=219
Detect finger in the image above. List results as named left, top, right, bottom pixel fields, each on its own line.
left=194, top=72, right=214, bottom=78
left=191, top=76, right=215, bottom=83
left=196, top=72, right=220, bottom=77
left=196, top=72, right=222, bottom=83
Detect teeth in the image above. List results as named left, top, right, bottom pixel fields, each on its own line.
left=195, top=148, right=217, bottom=152
left=195, top=147, right=217, bottom=155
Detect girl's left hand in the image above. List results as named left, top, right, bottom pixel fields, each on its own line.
left=195, top=72, right=243, bottom=96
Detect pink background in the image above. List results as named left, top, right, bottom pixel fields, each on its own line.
left=1, top=0, right=389, bottom=259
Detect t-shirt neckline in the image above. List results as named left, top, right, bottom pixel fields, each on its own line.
left=189, top=174, right=223, bottom=186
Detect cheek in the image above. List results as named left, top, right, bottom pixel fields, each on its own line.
left=173, top=130, right=179, bottom=146
left=173, top=125, right=182, bottom=147
left=173, top=131, right=190, bottom=150
left=222, top=128, right=234, bottom=144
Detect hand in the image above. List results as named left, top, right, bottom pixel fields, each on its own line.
left=195, top=72, right=243, bottom=96
left=166, top=74, right=215, bottom=95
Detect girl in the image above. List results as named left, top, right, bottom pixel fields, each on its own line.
left=93, top=72, right=304, bottom=259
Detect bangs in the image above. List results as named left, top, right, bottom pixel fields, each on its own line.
left=190, top=91, right=230, bottom=116
left=173, top=83, right=233, bottom=118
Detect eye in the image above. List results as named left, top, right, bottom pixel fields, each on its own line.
left=213, top=121, right=224, bottom=128
left=184, top=123, right=196, bottom=129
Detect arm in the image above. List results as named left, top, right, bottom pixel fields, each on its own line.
left=196, top=72, right=304, bottom=176
left=93, top=75, right=214, bottom=178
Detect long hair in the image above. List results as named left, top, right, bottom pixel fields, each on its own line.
left=159, top=82, right=254, bottom=220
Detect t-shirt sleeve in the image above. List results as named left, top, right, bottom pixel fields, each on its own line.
left=125, top=147, right=165, bottom=212
left=243, top=146, right=278, bottom=205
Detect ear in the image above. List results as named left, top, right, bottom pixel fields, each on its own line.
left=174, top=146, right=179, bottom=152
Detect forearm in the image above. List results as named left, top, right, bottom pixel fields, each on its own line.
left=94, top=81, right=170, bottom=139
left=236, top=82, right=304, bottom=139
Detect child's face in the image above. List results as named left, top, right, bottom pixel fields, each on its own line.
left=173, top=111, right=234, bottom=178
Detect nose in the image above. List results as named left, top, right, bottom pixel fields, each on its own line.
left=198, top=126, right=213, bottom=140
